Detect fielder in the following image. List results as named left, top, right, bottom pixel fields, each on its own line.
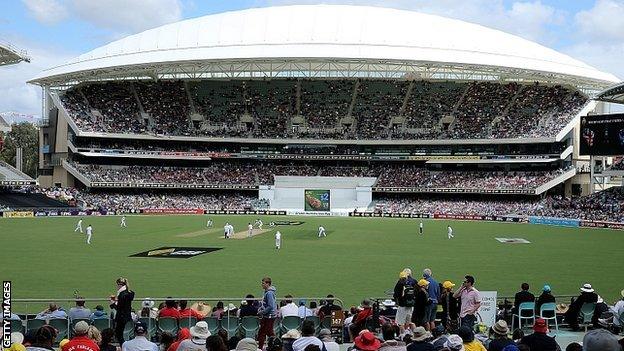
left=419, top=221, right=423, bottom=235
left=248, top=223, right=253, bottom=238
left=86, top=224, right=93, bottom=244
left=318, top=225, right=326, bottom=238
left=255, top=219, right=263, bottom=229
left=228, top=223, right=234, bottom=238
left=74, top=218, right=83, bottom=233
left=206, top=218, right=213, bottom=228
left=120, top=216, right=127, bottom=228
left=447, top=225, right=454, bottom=239
left=275, top=231, right=281, bottom=250
left=224, top=223, right=230, bottom=239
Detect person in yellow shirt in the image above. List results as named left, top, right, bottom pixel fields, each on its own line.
left=458, top=326, right=487, bottom=351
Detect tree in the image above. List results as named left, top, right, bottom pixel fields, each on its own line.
left=0, top=122, right=39, bottom=178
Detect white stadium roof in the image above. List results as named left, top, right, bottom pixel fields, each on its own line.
left=31, top=5, right=619, bottom=89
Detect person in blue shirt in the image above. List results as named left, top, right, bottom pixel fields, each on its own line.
left=423, top=268, right=440, bottom=331
left=35, top=304, right=68, bottom=320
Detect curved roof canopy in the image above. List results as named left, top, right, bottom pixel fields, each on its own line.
left=597, top=82, right=624, bottom=104
left=0, top=43, right=30, bottom=66
left=31, top=5, right=619, bottom=88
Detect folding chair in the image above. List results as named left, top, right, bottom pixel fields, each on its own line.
left=48, top=318, right=70, bottom=343
left=203, top=316, right=220, bottom=335
left=92, top=318, right=110, bottom=331
left=10, top=319, right=24, bottom=334
left=241, top=316, right=260, bottom=338
left=304, top=316, right=321, bottom=334
left=578, top=302, right=596, bottom=332
left=511, top=302, right=535, bottom=331
left=220, top=316, right=240, bottom=337
left=139, top=317, right=158, bottom=339
left=539, top=303, right=558, bottom=332
left=179, top=316, right=198, bottom=330
left=280, top=316, right=302, bottom=333
left=157, top=317, right=179, bottom=335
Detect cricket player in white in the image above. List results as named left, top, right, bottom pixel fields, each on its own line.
left=86, top=225, right=93, bottom=244
left=419, top=221, right=424, bottom=235
left=255, top=219, right=263, bottom=229
left=447, top=225, right=454, bottom=239
left=75, top=218, right=83, bottom=233
left=228, top=224, right=234, bottom=238
left=207, top=218, right=213, bottom=228
left=120, top=216, right=127, bottom=228
left=224, top=223, right=230, bottom=239
left=318, top=226, right=326, bottom=238
left=248, top=223, right=253, bottom=238
left=275, top=231, right=281, bottom=250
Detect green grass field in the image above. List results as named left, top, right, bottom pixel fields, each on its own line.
left=1, top=215, right=622, bottom=310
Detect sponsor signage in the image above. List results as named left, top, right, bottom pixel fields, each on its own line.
left=349, top=212, right=431, bottom=219
left=477, top=291, right=498, bottom=327
left=141, top=208, right=204, bottom=215
left=528, top=216, right=580, bottom=227
left=130, top=247, right=222, bottom=259
left=271, top=220, right=304, bottom=226
left=3, top=211, right=34, bottom=218
left=349, top=212, right=523, bottom=223
left=204, top=210, right=286, bottom=215
left=580, top=220, right=624, bottom=230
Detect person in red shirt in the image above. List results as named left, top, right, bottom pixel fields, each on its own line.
left=167, top=328, right=191, bottom=351
left=348, top=299, right=373, bottom=340
left=159, top=298, right=181, bottom=319
left=179, top=300, right=203, bottom=320
left=62, top=321, right=100, bottom=351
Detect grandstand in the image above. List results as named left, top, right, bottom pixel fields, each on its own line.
left=27, top=5, right=620, bottom=217
left=0, top=42, right=30, bottom=66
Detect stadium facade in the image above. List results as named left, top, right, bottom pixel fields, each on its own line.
left=29, top=5, right=621, bottom=212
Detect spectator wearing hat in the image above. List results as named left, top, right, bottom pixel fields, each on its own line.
left=457, top=326, right=486, bottom=351
left=319, top=329, right=340, bottom=351
left=599, top=289, right=624, bottom=332
left=293, top=320, right=324, bottom=351
left=61, top=321, right=99, bottom=351
left=349, top=300, right=374, bottom=340
left=239, top=295, right=259, bottom=318
left=69, top=298, right=92, bottom=321
left=394, top=271, right=416, bottom=332
left=582, top=329, right=622, bottom=351
left=454, top=276, right=481, bottom=329
left=235, top=338, right=261, bottom=351
left=121, top=322, right=157, bottom=351
left=440, top=280, right=459, bottom=331
left=90, top=305, right=108, bottom=321
left=412, top=279, right=430, bottom=328
left=353, top=331, right=381, bottom=351
left=281, top=329, right=301, bottom=351
left=487, top=320, right=514, bottom=351
left=140, top=299, right=157, bottom=319
left=159, top=299, right=180, bottom=319
left=423, top=269, right=440, bottom=332
left=110, top=277, right=135, bottom=345
left=406, top=327, right=433, bottom=351
left=280, top=295, right=299, bottom=317
left=176, top=321, right=210, bottom=351
left=564, top=283, right=598, bottom=330
left=518, top=318, right=557, bottom=351
left=535, top=285, right=555, bottom=315
left=257, top=276, right=277, bottom=349
left=444, top=334, right=465, bottom=351
left=298, top=300, right=314, bottom=318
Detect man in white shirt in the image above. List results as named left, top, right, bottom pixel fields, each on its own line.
left=447, top=225, right=454, bottom=239
left=228, top=224, right=234, bottom=238
left=318, top=226, right=326, bottom=238
left=419, top=221, right=424, bottom=235
left=122, top=321, right=158, bottom=351
left=248, top=223, right=253, bottom=238
left=206, top=218, right=213, bottom=228
left=255, top=218, right=263, bottom=229
left=292, top=320, right=324, bottom=351
left=279, top=295, right=299, bottom=317
left=224, top=223, right=230, bottom=239
left=120, top=216, right=127, bottom=228
left=86, top=225, right=93, bottom=244
left=75, top=218, right=83, bottom=233
left=275, top=231, right=281, bottom=250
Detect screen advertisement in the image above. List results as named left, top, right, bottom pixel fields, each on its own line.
left=304, top=189, right=330, bottom=211
left=580, top=114, right=624, bottom=156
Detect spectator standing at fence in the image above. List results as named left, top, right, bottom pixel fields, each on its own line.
left=423, top=269, right=439, bottom=331
left=110, top=277, right=134, bottom=344
left=257, top=277, right=277, bottom=349
left=440, top=281, right=459, bottom=331
left=393, top=270, right=415, bottom=332
left=412, top=279, right=429, bottom=327
left=454, top=275, right=481, bottom=329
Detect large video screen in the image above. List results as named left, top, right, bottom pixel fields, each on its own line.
left=304, top=189, right=330, bottom=211
left=580, top=114, right=624, bottom=156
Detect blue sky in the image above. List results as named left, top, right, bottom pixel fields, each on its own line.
left=1, top=0, right=623, bottom=117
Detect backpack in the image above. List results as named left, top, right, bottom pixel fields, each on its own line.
left=403, top=284, right=416, bottom=307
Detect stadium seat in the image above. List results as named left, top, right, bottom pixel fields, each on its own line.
left=304, top=316, right=321, bottom=333
left=511, top=302, right=535, bottom=331
left=220, top=316, right=240, bottom=337
left=178, top=316, right=198, bottom=330
left=70, top=318, right=92, bottom=337
left=538, top=303, right=558, bottom=332
left=139, top=317, right=158, bottom=339
left=26, top=319, right=46, bottom=334
left=241, top=316, right=260, bottom=338
left=123, top=320, right=135, bottom=341
left=10, top=319, right=24, bottom=334
left=273, top=317, right=281, bottom=336
left=91, top=318, right=110, bottom=331
left=157, top=317, right=179, bottom=335
left=203, top=316, right=220, bottom=335
left=321, top=316, right=332, bottom=330
left=578, top=302, right=596, bottom=332
left=48, top=318, right=69, bottom=343
left=281, top=316, right=302, bottom=333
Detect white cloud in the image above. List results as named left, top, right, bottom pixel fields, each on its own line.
left=22, top=0, right=68, bottom=25
left=70, top=0, right=183, bottom=35
left=575, top=0, right=624, bottom=42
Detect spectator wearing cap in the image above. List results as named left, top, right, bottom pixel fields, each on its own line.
left=487, top=320, right=514, bottom=351
left=440, top=280, right=459, bottom=331
left=353, top=331, right=381, bottom=351
left=239, top=295, right=259, bottom=318
left=319, top=328, right=340, bottom=351
left=121, top=322, right=157, bottom=351
left=61, top=321, right=99, bottom=351
left=68, top=298, right=92, bottom=321
left=349, top=300, right=373, bottom=340
left=454, top=275, right=481, bottom=329
left=518, top=318, right=557, bottom=351
left=298, top=300, right=314, bottom=318
left=406, top=327, right=433, bottom=351
left=457, top=326, right=486, bottom=351
left=159, top=298, right=181, bottom=319
left=176, top=321, right=210, bottom=351
left=412, top=279, right=430, bottom=328
left=89, top=305, right=108, bottom=321
left=140, top=299, right=157, bottom=319
left=565, top=283, right=598, bottom=330
left=280, top=295, right=299, bottom=317
left=422, top=269, right=440, bottom=332
left=292, top=320, right=324, bottom=351
left=535, top=285, right=555, bottom=315
left=582, top=329, right=622, bottom=351
left=394, top=270, right=416, bottom=332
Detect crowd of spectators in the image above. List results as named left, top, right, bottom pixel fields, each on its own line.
left=533, top=187, right=624, bottom=222
left=59, top=80, right=586, bottom=140
left=373, top=197, right=541, bottom=217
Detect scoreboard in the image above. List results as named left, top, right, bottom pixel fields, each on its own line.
left=579, top=114, right=624, bottom=156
